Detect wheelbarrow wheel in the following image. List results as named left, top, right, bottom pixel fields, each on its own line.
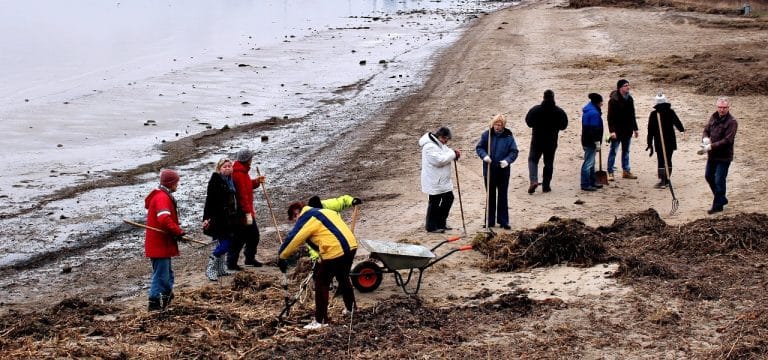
left=350, top=261, right=382, bottom=293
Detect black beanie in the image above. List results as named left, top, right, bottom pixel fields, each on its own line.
left=616, top=79, right=629, bottom=90
left=588, top=93, right=603, bottom=104
left=543, top=89, right=554, bottom=100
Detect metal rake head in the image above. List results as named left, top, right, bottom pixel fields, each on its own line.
left=669, top=198, right=679, bottom=216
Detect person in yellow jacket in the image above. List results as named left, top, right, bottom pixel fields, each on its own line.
left=278, top=195, right=360, bottom=330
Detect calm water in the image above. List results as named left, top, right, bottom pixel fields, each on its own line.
left=0, top=0, right=487, bottom=109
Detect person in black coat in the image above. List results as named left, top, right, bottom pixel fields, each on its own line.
left=202, top=158, right=240, bottom=281
left=525, top=89, right=568, bottom=193
left=646, top=92, right=685, bottom=189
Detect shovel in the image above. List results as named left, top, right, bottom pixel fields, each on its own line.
left=595, top=142, right=609, bottom=186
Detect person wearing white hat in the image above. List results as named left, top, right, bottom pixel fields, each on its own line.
left=646, top=92, right=686, bottom=189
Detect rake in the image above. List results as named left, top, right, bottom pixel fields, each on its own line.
left=656, top=112, right=679, bottom=215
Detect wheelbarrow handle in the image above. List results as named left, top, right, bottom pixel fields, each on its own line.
left=457, top=245, right=473, bottom=251
left=430, top=236, right=462, bottom=252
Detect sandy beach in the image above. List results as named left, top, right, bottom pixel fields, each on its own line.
left=2, top=0, right=768, bottom=357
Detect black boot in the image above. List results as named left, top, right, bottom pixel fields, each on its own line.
left=148, top=297, right=162, bottom=311
left=161, top=292, right=174, bottom=309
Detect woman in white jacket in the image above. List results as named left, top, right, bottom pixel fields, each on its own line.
left=419, top=127, right=460, bottom=233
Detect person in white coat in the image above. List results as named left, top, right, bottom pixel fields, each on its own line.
left=419, top=127, right=460, bottom=233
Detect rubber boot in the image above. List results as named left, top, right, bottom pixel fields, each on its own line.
left=206, top=255, right=218, bottom=281
left=217, top=255, right=232, bottom=277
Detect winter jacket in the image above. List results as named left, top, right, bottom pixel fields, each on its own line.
left=202, top=172, right=240, bottom=238
left=419, top=132, right=457, bottom=195
left=279, top=206, right=358, bottom=262
left=232, top=160, right=262, bottom=221
left=581, top=102, right=604, bottom=148
left=320, top=195, right=355, bottom=212
left=525, top=98, right=568, bottom=150
left=607, top=90, right=638, bottom=139
left=647, top=103, right=685, bottom=153
left=703, top=111, right=738, bottom=162
left=144, top=186, right=183, bottom=258
left=475, top=128, right=519, bottom=168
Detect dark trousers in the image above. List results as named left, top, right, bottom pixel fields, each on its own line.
left=227, top=222, right=260, bottom=266
left=705, top=159, right=731, bottom=209
left=655, top=148, right=674, bottom=182
left=314, top=250, right=356, bottom=323
left=528, top=144, right=557, bottom=187
left=425, top=191, right=454, bottom=232
left=483, top=166, right=510, bottom=227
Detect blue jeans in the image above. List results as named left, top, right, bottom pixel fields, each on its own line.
left=705, top=159, right=731, bottom=209
left=581, top=146, right=596, bottom=188
left=148, top=258, right=174, bottom=300
left=212, top=237, right=231, bottom=257
left=607, top=137, right=631, bottom=174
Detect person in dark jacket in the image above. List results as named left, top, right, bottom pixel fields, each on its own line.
left=699, top=97, right=738, bottom=214
left=646, top=92, right=685, bottom=189
left=202, top=158, right=240, bottom=281
left=475, top=114, right=519, bottom=229
left=607, top=79, right=639, bottom=180
left=581, top=93, right=605, bottom=191
left=525, top=89, right=568, bottom=194
left=144, top=169, right=186, bottom=311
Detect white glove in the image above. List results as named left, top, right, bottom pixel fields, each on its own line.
left=245, top=213, right=253, bottom=225
left=500, top=160, right=509, bottom=168
left=594, top=141, right=601, bottom=150
left=483, top=155, right=492, bottom=163
left=702, top=144, right=712, bottom=152
left=702, top=137, right=710, bottom=145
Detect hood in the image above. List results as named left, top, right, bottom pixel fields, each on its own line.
left=233, top=160, right=250, bottom=174
left=419, top=132, right=439, bottom=148
left=653, top=103, right=672, bottom=112
left=582, top=101, right=601, bottom=114
left=144, top=188, right=163, bottom=209
left=541, top=98, right=556, bottom=108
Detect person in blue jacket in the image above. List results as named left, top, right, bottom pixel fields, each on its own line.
left=581, top=93, right=605, bottom=191
left=475, top=114, right=519, bottom=229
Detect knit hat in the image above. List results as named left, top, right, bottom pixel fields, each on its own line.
left=235, top=149, right=253, bottom=162
left=160, top=169, right=180, bottom=187
left=654, top=92, right=668, bottom=104
left=543, top=89, right=554, bottom=100
left=307, top=195, right=322, bottom=208
left=588, top=93, right=603, bottom=104
left=435, top=127, right=452, bottom=140
left=616, top=79, right=629, bottom=90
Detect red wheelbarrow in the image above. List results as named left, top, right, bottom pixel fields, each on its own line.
left=350, top=237, right=472, bottom=295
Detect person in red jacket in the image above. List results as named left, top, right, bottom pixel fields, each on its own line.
left=228, top=149, right=266, bottom=270
left=144, top=169, right=186, bottom=311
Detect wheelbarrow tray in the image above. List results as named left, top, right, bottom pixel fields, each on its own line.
left=359, top=239, right=435, bottom=270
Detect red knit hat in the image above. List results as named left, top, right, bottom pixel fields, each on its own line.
left=160, top=169, right=180, bottom=187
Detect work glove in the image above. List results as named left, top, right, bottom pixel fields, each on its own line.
left=646, top=145, right=654, bottom=157
left=702, top=137, right=711, bottom=146
left=277, top=259, right=288, bottom=274
left=499, top=160, right=509, bottom=168
left=453, top=149, right=461, bottom=161
left=352, top=197, right=363, bottom=206
left=697, top=143, right=711, bottom=155
left=256, top=175, right=266, bottom=185
left=483, top=155, right=492, bottom=163
left=308, top=247, right=320, bottom=262
left=245, top=213, right=253, bottom=225
left=594, top=141, right=601, bottom=150
left=173, top=233, right=186, bottom=242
